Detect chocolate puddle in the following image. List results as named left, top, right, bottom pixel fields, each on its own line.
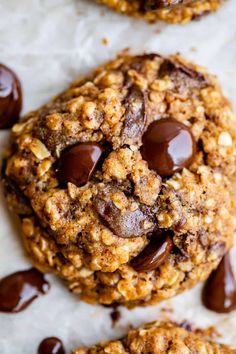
left=0, top=268, right=50, bottom=313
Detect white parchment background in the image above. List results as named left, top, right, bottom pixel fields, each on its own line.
left=0, top=0, right=236, bottom=353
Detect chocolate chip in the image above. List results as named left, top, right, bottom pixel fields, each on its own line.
left=159, top=59, right=208, bottom=92
left=131, top=233, right=173, bottom=272
left=141, top=118, right=196, bottom=177
left=0, top=64, right=22, bottom=129
left=202, top=253, right=236, bottom=313
left=38, top=337, right=65, bottom=354
left=121, top=86, right=146, bottom=144
left=56, top=142, right=104, bottom=187
left=94, top=186, right=156, bottom=238
left=0, top=268, right=50, bottom=313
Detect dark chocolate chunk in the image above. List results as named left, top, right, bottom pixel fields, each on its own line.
left=202, top=253, right=236, bottom=313
left=0, top=63, right=22, bottom=129
left=94, top=186, right=155, bottom=238
left=159, top=58, right=208, bottom=91
left=131, top=233, right=173, bottom=272
left=56, top=142, right=104, bottom=187
left=143, top=0, right=185, bottom=11
left=141, top=118, right=196, bottom=177
left=121, top=86, right=146, bottom=144
left=3, top=177, right=32, bottom=216
left=0, top=268, right=50, bottom=313
left=38, top=337, right=65, bottom=354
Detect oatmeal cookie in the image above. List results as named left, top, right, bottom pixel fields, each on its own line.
left=2, top=53, right=236, bottom=307
left=72, top=320, right=236, bottom=353
left=98, top=0, right=224, bottom=24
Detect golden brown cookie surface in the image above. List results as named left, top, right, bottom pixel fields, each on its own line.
left=3, top=53, right=236, bottom=307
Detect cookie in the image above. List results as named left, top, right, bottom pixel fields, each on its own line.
left=2, top=53, right=236, bottom=307
left=72, top=320, right=236, bottom=353
left=98, top=0, right=224, bottom=23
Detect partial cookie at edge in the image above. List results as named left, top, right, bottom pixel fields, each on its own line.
left=98, top=0, right=224, bottom=24
left=72, top=320, right=236, bottom=353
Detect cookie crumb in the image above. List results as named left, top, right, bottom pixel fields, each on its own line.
left=110, top=306, right=121, bottom=327
left=101, top=37, right=108, bottom=45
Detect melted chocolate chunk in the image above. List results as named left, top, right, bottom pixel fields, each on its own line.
left=0, top=268, right=50, bottom=313
left=38, top=337, right=65, bottom=354
left=131, top=233, right=173, bottom=272
left=0, top=64, right=22, bottom=129
left=159, top=59, right=208, bottom=92
left=141, top=118, right=196, bottom=177
left=121, top=86, right=146, bottom=144
left=202, top=253, right=236, bottom=313
left=3, top=177, right=32, bottom=216
left=94, top=186, right=156, bottom=238
left=143, top=0, right=185, bottom=10
left=56, top=142, right=104, bottom=187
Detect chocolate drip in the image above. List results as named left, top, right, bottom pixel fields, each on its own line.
left=202, top=253, right=236, bottom=313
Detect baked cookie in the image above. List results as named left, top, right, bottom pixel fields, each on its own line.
left=72, top=320, right=236, bottom=353
left=98, top=0, right=224, bottom=24
left=2, top=53, right=236, bottom=307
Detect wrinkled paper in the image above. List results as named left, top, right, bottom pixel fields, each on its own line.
left=0, top=0, right=236, bottom=352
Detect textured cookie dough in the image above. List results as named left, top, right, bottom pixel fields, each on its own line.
left=72, top=321, right=236, bottom=353
left=2, top=53, right=236, bottom=307
left=98, top=0, right=224, bottom=24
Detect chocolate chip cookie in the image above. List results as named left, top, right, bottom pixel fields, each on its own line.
left=72, top=320, right=236, bottom=353
left=2, top=53, right=236, bottom=307
left=99, top=0, right=224, bottom=23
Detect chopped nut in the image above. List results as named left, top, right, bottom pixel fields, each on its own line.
left=30, top=139, right=50, bottom=160
left=218, top=132, right=233, bottom=146
left=78, top=268, right=94, bottom=278
left=22, top=218, right=34, bottom=237
left=12, top=122, right=27, bottom=134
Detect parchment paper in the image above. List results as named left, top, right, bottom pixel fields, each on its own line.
left=0, top=1, right=236, bottom=353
